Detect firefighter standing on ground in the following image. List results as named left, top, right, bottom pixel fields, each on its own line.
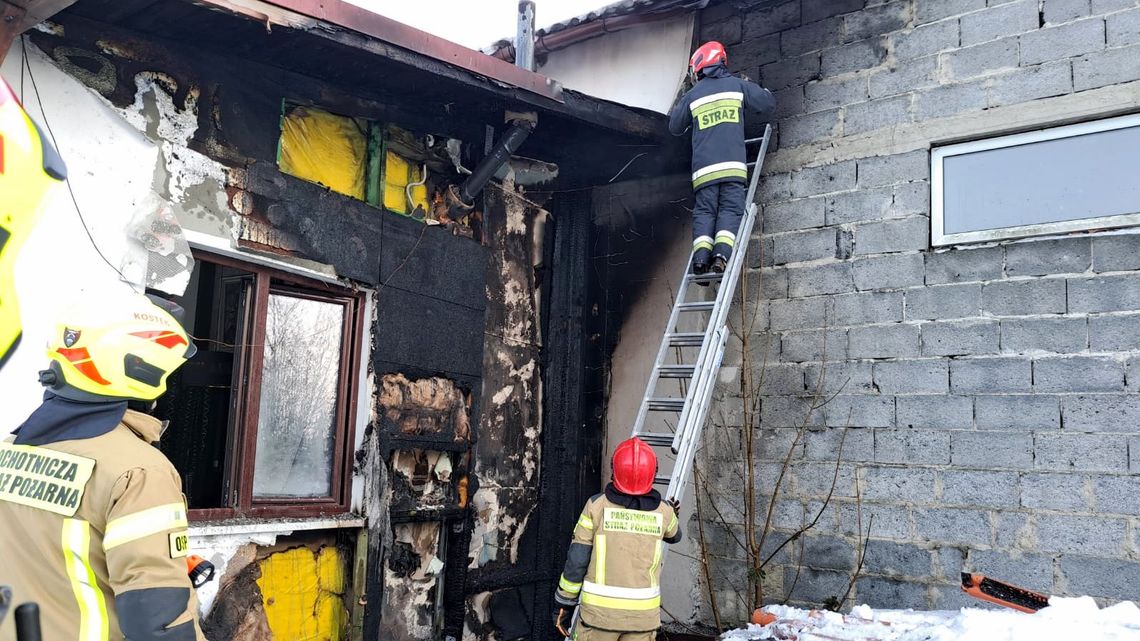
left=0, top=292, right=207, bottom=641
left=553, top=437, right=682, bottom=641
left=668, top=41, right=776, bottom=276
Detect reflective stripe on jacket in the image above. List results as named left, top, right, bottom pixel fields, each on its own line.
left=0, top=410, right=206, bottom=641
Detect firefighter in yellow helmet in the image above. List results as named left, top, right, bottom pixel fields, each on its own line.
left=0, top=76, right=67, bottom=371
left=0, top=291, right=208, bottom=641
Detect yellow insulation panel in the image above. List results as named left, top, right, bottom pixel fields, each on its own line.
left=280, top=106, right=367, bottom=200
left=383, top=150, right=429, bottom=215
left=257, top=546, right=347, bottom=641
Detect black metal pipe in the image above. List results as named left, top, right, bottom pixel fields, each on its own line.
left=15, top=603, right=42, bottom=641
left=458, top=121, right=534, bottom=204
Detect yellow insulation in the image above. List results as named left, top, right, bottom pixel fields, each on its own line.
left=257, top=546, right=347, bottom=640
left=383, top=150, right=429, bottom=215
left=280, top=106, right=367, bottom=200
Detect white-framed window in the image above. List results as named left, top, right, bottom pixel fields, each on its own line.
left=932, top=113, right=1140, bottom=246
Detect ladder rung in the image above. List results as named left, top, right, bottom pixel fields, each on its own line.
left=634, top=433, right=675, bottom=447
left=678, top=301, right=714, bottom=312
left=659, top=364, right=695, bottom=378
left=745, top=136, right=766, bottom=144
left=653, top=476, right=670, bottom=485
left=688, top=272, right=722, bottom=284
left=647, top=397, right=684, bottom=412
left=666, top=332, right=705, bottom=346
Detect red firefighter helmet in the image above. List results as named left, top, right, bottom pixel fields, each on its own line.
left=689, top=41, right=728, bottom=78
left=612, top=437, right=657, bottom=495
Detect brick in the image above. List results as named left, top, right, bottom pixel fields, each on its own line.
left=1092, top=234, right=1140, bottom=272
left=844, top=95, right=912, bottom=135
left=860, top=466, right=936, bottom=502
left=772, top=228, right=839, bottom=265
left=1108, top=7, right=1140, bottom=45
left=1020, top=472, right=1089, bottom=511
left=922, top=319, right=1000, bottom=356
left=1005, top=238, right=1092, bottom=277
left=863, top=541, right=934, bottom=578
left=1070, top=274, right=1140, bottom=313
left=952, top=431, right=1034, bottom=468
left=942, top=470, right=1021, bottom=507
left=895, top=20, right=960, bottom=60
left=853, top=217, right=929, bottom=255
left=830, top=291, right=904, bottom=325
left=950, top=357, right=1033, bottom=394
left=905, top=283, right=982, bottom=321
left=1035, top=433, right=1130, bottom=471
left=822, top=38, right=888, bottom=78
left=821, top=395, right=896, bottom=428
left=804, top=0, right=863, bottom=22
left=975, top=395, right=1061, bottom=430
left=805, top=361, right=875, bottom=395
left=857, top=150, right=929, bottom=187
left=942, top=38, right=1019, bottom=80
left=874, top=428, right=950, bottom=464
left=849, top=323, right=921, bottom=359
left=845, top=3, right=910, bottom=43
left=1085, top=312, right=1140, bottom=349
left=993, top=512, right=1033, bottom=548
left=917, top=0, right=986, bottom=23
left=779, top=109, right=841, bottom=146
left=791, top=160, right=857, bottom=197
left=966, top=550, right=1054, bottom=593
left=771, top=296, right=827, bottom=330
left=1074, top=43, right=1140, bottom=91
left=1045, top=0, right=1092, bottom=24
left=1037, top=514, right=1128, bottom=555
left=874, top=359, right=949, bottom=394
left=869, top=55, right=939, bottom=99
left=1023, top=18, right=1107, bottom=66
left=897, top=395, right=973, bottom=429
left=1093, top=475, right=1140, bottom=514
left=804, top=76, right=869, bottom=111
left=784, top=567, right=852, bottom=604
left=981, top=278, right=1068, bottom=316
left=853, top=253, right=925, bottom=291
left=961, top=0, right=1039, bottom=45
left=914, top=79, right=990, bottom=119
left=804, top=425, right=876, bottom=461
left=1000, top=317, right=1088, bottom=353
left=780, top=17, right=843, bottom=56
left=782, top=328, right=848, bottom=361
left=1060, top=555, right=1140, bottom=599
left=989, top=61, right=1075, bottom=106
left=1036, top=356, right=1125, bottom=392
left=925, top=247, right=1004, bottom=285
left=1063, top=394, right=1140, bottom=432
left=915, top=507, right=991, bottom=546
left=788, top=262, right=854, bottom=297
left=703, top=15, right=743, bottom=47
left=762, top=53, right=822, bottom=90
left=824, top=186, right=893, bottom=225
left=743, top=0, right=802, bottom=38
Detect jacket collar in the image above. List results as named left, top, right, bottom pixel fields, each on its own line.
left=604, top=482, right=663, bottom=511
left=122, top=410, right=164, bottom=444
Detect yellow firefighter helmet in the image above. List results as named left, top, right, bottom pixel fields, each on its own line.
left=41, top=292, right=197, bottom=402
left=1, top=76, right=67, bottom=370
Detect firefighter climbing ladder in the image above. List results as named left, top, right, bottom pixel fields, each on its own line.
left=631, top=123, right=772, bottom=504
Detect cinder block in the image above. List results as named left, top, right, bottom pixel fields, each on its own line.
left=793, top=461, right=858, bottom=498
left=1073, top=43, right=1140, bottom=91
left=831, top=291, right=904, bottom=325
left=824, top=186, right=893, bottom=225
left=922, top=319, right=1000, bottom=356
left=821, top=395, right=896, bottom=428
left=729, top=34, right=783, bottom=77
left=950, top=357, right=1033, bottom=394
left=869, top=55, right=940, bottom=99
left=822, top=38, right=888, bottom=77
left=782, top=328, right=848, bottom=362
left=1020, top=472, right=1089, bottom=511
left=762, top=52, right=823, bottom=91
left=804, top=76, right=869, bottom=111
left=743, top=0, right=802, bottom=38
left=779, top=17, right=842, bottom=56
left=844, top=3, right=910, bottom=42
left=975, top=395, right=1061, bottom=430
left=1020, top=17, right=1106, bottom=66
left=874, top=359, right=949, bottom=394
left=756, top=427, right=807, bottom=462
left=759, top=363, right=809, bottom=395
left=960, top=0, right=1039, bottom=45
left=770, top=296, right=827, bottom=330
left=1034, top=433, right=1130, bottom=472
left=874, top=428, right=951, bottom=464
left=1005, top=237, right=1092, bottom=277
left=1092, top=474, right=1140, bottom=515
left=772, top=228, right=840, bottom=265
left=897, top=395, right=973, bottom=429
left=759, top=172, right=794, bottom=202
left=762, top=266, right=791, bottom=299
left=802, top=534, right=857, bottom=571
left=703, top=15, right=743, bottom=47
left=857, top=150, right=930, bottom=187
left=780, top=108, right=841, bottom=147
left=1045, top=0, right=1092, bottom=24
left=853, top=254, right=926, bottom=291
left=837, top=502, right=912, bottom=539
left=784, top=567, right=854, bottom=604
left=853, top=217, right=930, bottom=255
left=1035, top=356, right=1125, bottom=392
left=804, top=0, right=863, bottom=22
left=1059, top=555, right=1140, bottom=600
left=1000, top=317, right=1088, bottom=353
left=914, top=507, right=992, bottom=546
left=993, top=512, right=1033, bottom=549
left=925, top=246, right=1004, bottom=285
left=1092, top=234, right=1140, bottom=272
left=895, top=20, right=960, bottom=60
left=860, top=466, right=937, bottom=502
left=1062, top=393, right=1140, bottom=432
left=1107, top=7, right=1140, bottom=46
left=913, top=79, right=990, bottom=119
left=1036, top=514, right=1128, bottom=555
left=916, top=0, right=986, bottom=24
left=844, top=95, right=913, bottom=135
left=764, top=198, right=826, bottom=234
left=855, top=576, right=929, bottom=610
left=893, top=181, right=931, bottom=217
left=1070, top=274, right=1140, bottom=313
left=1092, top=0, right=1137, bottom=13
left=806, top=361, right=876, bottom=395
left=941, top=37, right=1019, bottom=79
left=1127, top=356, right=1140, bottom=391
left=788, top=261, right=854, bottom=297
left=804, top=425, right=876, bottom=461
left=980, top=278, right=1068, bottom=316
left=951, top=431, right=1033, bottom=468
left=849, top=323, right=921, bottom=359
left=863, top=540, right=935, bottom=579
left=905, top=283, right=982, bottom=321
left=966, top=550, right=1053, bottom=593
left=988, top=61, right=1075, bottom=106
left=1130, top=435, right=1140, bottom=470
left=773, top=86, right=807, bottom=119
left=791, top=160, right=858, bottom=197
left=941, top=469, right=1020, bottom=507
left=762, top=395, right=824, bottom=428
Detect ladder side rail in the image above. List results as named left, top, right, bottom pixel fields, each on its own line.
left=666, top=324, right=729, bottom=502
left=630, top=263, right=697, bottom=438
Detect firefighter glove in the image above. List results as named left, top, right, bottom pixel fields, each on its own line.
left=667, top=497, right=682, bottom=517
left=553, top=593, right=577, bottom=638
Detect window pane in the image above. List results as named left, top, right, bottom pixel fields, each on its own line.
left=253, top=293, right=345, bottom=498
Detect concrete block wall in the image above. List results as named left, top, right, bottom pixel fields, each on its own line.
left=695, top=0, right=1140, bottom=615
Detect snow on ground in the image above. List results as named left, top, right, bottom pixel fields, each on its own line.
left=722, top=597, right=1140, bottom=641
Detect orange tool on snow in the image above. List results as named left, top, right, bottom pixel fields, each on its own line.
left=961, top=573, right=1049, bottom=613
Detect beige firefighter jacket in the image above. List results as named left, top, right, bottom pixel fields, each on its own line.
left=556, top=490, right=680, bottom=632
left=0, top=410, right=206, bottom=641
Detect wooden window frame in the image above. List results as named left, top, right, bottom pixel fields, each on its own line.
left=186, top=250, right=365, bottom=522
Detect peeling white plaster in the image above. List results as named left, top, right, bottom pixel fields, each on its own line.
left=188, top=530, right=282, bottom=615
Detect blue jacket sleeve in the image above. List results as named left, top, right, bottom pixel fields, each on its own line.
left=668, top=91, right=692, bottom=136
left=741, top=78, right=776, bottom=121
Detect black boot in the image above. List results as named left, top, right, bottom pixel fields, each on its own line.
left=711, top=255, right=727, bottom=274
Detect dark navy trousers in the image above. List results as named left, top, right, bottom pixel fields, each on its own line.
left=691, top=181, right=745, bottom=266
